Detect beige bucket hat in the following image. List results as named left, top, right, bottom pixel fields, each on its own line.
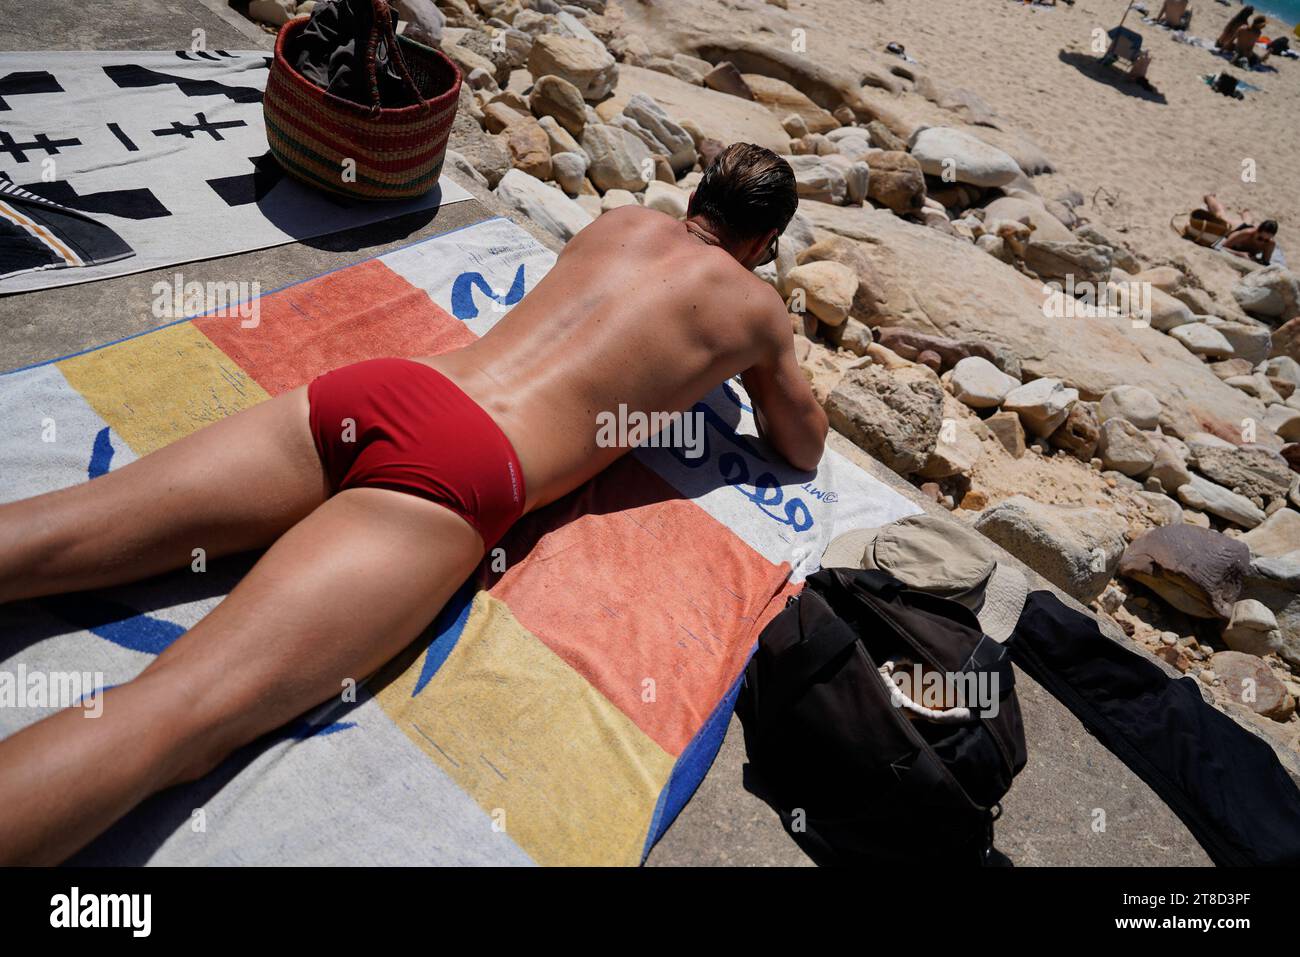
left=821, top=513, right=1028, bottom=642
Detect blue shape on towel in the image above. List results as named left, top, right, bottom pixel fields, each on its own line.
left=412, top=580, right=476, bottom=696
left=285, top=718, right=358, bottom=739
left=641, top=667, right=746, bottom=860
left=450, top=265, right=526, bottom=320
left=47, top=593, right=185, bottom=654
left=88, top=426, right=115, bottom=478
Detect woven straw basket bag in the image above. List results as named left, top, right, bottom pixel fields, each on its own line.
left=263, top=0, right=462, bottom=201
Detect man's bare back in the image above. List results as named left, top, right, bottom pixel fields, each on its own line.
left=426, top=204, right=826, bottom=510
left=0, top=144, right=818, bottom=864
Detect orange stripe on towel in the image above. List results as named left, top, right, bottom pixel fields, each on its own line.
left=486, top=455, right=794, bottom=756
left=193, top=260, right=475, bottom=395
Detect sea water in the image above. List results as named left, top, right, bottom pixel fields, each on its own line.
left=1243, top=0, right=1300, bottom=31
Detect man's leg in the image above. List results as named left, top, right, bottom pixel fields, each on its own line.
left=0, top=386, right=327, bottom=605
left=0, top=487, right=485, bottom=864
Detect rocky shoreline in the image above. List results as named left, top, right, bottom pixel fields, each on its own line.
left=243, top=0, right=1300, bottom=755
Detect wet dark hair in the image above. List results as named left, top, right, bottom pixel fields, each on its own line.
left=1260, top=220, right=1279, bottom=235
left=689, top=143, right=797, bottom=244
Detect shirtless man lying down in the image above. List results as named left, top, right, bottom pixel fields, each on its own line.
left=0, top=143, right=827, bottom=864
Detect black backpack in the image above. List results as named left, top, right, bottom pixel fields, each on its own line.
left=737, top=568, right=1027, bottom=866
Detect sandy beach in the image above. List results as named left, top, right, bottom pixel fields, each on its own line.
left=623, top=0, right=1299, bottom=304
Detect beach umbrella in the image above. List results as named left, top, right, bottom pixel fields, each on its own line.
left=1115, top=0, right=1137, bottom=30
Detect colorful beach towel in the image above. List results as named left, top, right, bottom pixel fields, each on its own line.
left=0, top=49, right=471, bottom=293
left=0, top=216, right=919, bottom=865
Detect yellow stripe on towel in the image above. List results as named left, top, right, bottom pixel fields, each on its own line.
left=58, top=322, right=270, bottom=456
left=374, top=592, right=676, bottom=867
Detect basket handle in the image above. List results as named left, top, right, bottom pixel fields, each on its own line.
left=362, top=0, right=433, bottom=115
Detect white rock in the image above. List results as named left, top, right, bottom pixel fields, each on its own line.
left=581, top=123, right=653, bottom=192
left=1096, top=418, right=1156, bottom=477
left=644, top=180, right=689, bottom=219
left=844, top=161, right=870, bottom=205
left=785, top=154, right=847, bottom=205
left=1097, top=385, right=1162, bottom=431
left=1002, top=377, right=1079, bottom=437
left=1175, top=474, right=1267, bottom=529
left=1265, top=356, right=1300, bottom=390
left=948, top=356, right=1020, bottom=409
left=494, top=168, right=594, bottom=242
left=908, top=126, right=1022, bottom=188
left=1223, top=599, right=1283, bottom=657
left=549, top=150, right=589, bottom=194
left=1169, top=323, right=1235, bottom=359
left=1263, top=404, right=1300, bottom=442
left=784, top=260, right=857, bottom=327
left=527, top=34, right=618, bottom=101
left=600, top=188, right=639, bottom=211
left=621, top=93, right=696, bottom=174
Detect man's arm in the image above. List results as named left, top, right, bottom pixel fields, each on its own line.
left=741, top=311, right=828, bottom=473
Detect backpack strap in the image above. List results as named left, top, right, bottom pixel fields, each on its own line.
left=759, top=590, right=862, bottom=717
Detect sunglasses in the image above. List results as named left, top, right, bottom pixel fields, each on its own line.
left=755, top=235, right=779, bottom=269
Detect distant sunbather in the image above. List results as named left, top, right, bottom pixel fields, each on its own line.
left=0, top=143, right=826, bottom=864
left=1155, top=0, right=1192, bottom=30
left=1204, top=193, right=1278, bottom=265
left=1228, top=15, right=1269, bottom=66
left=1216, top=5, right=1255, bottom=49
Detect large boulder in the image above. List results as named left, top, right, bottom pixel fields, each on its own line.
left=1118, top=524, right=1251, bottom=618
left=874, top=328, right=1021, bottom=377
left=1097, top=385, right=1162, bottom=430
left=949, top=356, right=1019, bottom=409
left=1233, top=265, right=1300, bottom=322
left=1049, top=402, right=1100, bottom=460
left=1239, top=508, right=1300, bottom=559
left=1096, top=418, right=1155, bottom=476
left=689, top=35, right=900, bottom=114
left=1020, top=240, right=1113, bottom=287
left=983, top=196, right=1074, bottom=244
left=1241, top=557, right=1300, bottom=668
left=1192, top=444, right=1293, bottom=502
left=974, top=496, right=1127, bottom=602
left=1175, top=474, right=1267, bottom=529
left=530, top=74, right=588, bottom=136
left=1170, top=323, right=1235, bottom=360
left=1210, top=651, right=1295, bottom=721
left=742, top=73, right=839, bottom=133
left=783, top=260, right=857, bottom=327
left=494, top=169, right=594, bottom=241
left=793, top=236, right=883, bottom=323
left=908, top=127, right=1021, bottom=188
left=1212, top=320, right=1272, bottom=367
left=449, top=85, right=512, bottom=187
left=863, top=151, right=926, bottom=214
left=595, top=64, right=789, bottom=153
left=1222, top=598, right=1285, bottom=658
left=527, top=34, right=617, bottom=101
left=792, top=203, right=1268, bottom=440
left=785, top=154, right=848, bottom=205
left=1002, top=377, right=1078, bottom=437
left=580, top=123, right=653, bottom=192
left=824, top=365, right=943, bottom=474
left=620, top=93, right=696, bottom=174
